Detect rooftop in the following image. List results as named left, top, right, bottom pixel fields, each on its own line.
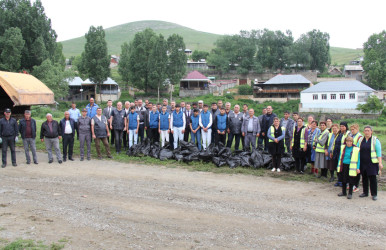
left=301, top=80, right=374, bottom=93
left=182, top=71, right=209, bottom=81
left=264, top=74, right=311, bottom=85
left=344, top=65, right=363, bottom=71
left=66, top=76, right=83, bottom=86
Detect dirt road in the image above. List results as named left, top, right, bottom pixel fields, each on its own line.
left=0, top=150, right=385, bottom=249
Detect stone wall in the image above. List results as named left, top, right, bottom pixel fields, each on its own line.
left=298, top=112, right=380, bottom=121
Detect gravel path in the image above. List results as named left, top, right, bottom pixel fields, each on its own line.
left=0, top=150, right=385, bottom=249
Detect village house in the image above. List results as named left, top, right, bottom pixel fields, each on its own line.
left=343, top=65, right=363, bottom=81
left=299, top=80, right=375, bottom=114
left=253, top=74, right=312, bottom=102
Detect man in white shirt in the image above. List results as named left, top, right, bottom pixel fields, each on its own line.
left=199, top=104, right=213, bottom=150
left=170, top=104, right=186, bottom=149
left=59, top=111, right=76, bottom=161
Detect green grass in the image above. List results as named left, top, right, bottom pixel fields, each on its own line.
left=0, top=238, right=64, bottom=250
left=329, top=47, right=364, bottom=65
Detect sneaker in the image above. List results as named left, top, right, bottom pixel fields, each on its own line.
left=34, top=161, right=38, bottom=164
left=347, top=194, right=352, bottom=199
left=372, top=196, right=378, bottom=201
left=277, top=168, right=281, bottom=173
left=12, top=163, right=17, bottom=167
left=58, top=160, right=63, bottom=164
left=353, top=186, right=359, bottom=193
left=338, top=192, right=346, bottom=197
left=359, top=193, right=368, bottom=198
left=271, top=168, right=276, bottom=172
left=80, top=158, right=84, bottom=161
left=26, top=161, right=31, bottom=165
left=299, top=171, right=304, bottom=174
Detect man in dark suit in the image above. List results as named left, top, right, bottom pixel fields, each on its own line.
left=103, top=100, right=115, bottom=144
left=183, top=103, right=192, bottom=142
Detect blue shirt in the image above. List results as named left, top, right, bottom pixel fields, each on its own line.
left=86, top=103, right=99, bottom=118
left=68, top=108, right=81, bottom=122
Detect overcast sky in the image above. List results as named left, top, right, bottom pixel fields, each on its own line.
left=41, top=0, right=385, bottom=49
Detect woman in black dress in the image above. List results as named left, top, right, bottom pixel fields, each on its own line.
left=291, top=117, right=308, bottom=174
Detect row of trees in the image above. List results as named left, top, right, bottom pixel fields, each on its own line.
left=206, top=29, right=330, bottom=74
left=0, top=0, right=72, bottom=98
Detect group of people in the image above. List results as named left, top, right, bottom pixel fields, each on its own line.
left=0, top=97, right=383, bottom=201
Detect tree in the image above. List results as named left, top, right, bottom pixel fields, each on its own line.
left=167, top=34, right=187, bottom=100
left=192, top=50, right=209, bottom=62
left=80, top=26, right=110, bottom=102
left=307, top=29, right=330, bottom=72
left=0, top=27, right=25, bottom=71
left=118, top=42, right=131, bottom=90
left=288, top=34, right=312, bottom=71
left=357, top=95, right=384, bottom=114
left=32, top=59, right=74, bottom=99
left=149, top=34, right=168, bottom=102
left=362, top=30, right=386, bottom=90
left=0, top=0, right=59, bottom=70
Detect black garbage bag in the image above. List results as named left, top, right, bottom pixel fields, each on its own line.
left=218, top=147, right=232, bottom=158
left=131, top=143, right=143, bottom=156
left=262, top=152, right=272, bottom=167
left=174, top=153, right=184, bottom=162
left=185, top=142, right=200, bottom=153
left=159, top=148, right=174, bottom=161
left=183, top=151, right=200, bottom=162
left=180, top=150, right=192, bottom=156
left=240, top=155, right=253, bottom=167
left=251, top=150, right=264, bottom=169
left=281, top=155, right=295, bottom=171
left=198, top=151, right=212, bottom=162
left=212, top=157, right=227, bottom=167
left=226, top=156, right=241, bottom=169
left=150, top=145, right=160, bottom=158
left=233, top=150, right=244, bottom=156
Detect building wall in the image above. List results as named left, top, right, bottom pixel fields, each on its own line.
left=179, top=89, right=209, bottom=97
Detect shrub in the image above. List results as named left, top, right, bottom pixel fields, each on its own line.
left=238, top=85, right=253, bottom=95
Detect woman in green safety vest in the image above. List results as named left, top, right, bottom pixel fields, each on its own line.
left=349, top=123, right=363, bottom=193
left=313, top=121, right=330, bottom=178
left=290, top=117, right=308, bottom=174
left=306, top=121, right=320, bottom=175
left=337, top=136, right=360, bottom=199
left=358, top=126, right=383, bottom=201
left=326, top=124, right=339, bottom=182
left=331, top=121, right=350, bottom=187
left=268, top=117, right=286, bottom=173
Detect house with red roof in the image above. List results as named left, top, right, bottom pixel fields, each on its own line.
left=179, top=71, right=211, bottom=97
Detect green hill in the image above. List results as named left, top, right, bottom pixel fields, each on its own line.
left=61, top=20, right=221, bottom=57
left=61, top=20, right=364, bottom=65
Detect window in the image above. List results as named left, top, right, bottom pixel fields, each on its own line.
left=322, top=94, right=327, bottom=100
left=340, top=94, right=346, bottom=100
left=313, top=94, right=318, bottom=100
left=331, top=94, right=336, bottom=100
left=349, top=93, right=355, bottom=99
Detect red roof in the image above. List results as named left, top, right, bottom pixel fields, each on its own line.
left=183, top=71, right=208, bottom=80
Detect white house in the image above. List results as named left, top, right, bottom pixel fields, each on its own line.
left=299, top=80, right=375, bottom=114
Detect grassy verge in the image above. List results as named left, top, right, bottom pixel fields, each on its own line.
left=0, top=238, right=65, bottom=250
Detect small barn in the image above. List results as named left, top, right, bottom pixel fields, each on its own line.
left=179, top=71, right=210, bottom=97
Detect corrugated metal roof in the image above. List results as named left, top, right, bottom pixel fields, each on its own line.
left=264, top=74, right=311, bottom=84
left=301, top=80, right=374, bottom=93
left=0, top=71, right=54, bottom=105
left=82, top=77, right=118, bottom=85
left=344, top=65, right=363, bottom=71
left=182, top=71, right=209, bottom=81
left=67, top=76, right=83, bottom=86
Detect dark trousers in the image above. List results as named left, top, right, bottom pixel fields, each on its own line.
left=1, top=136, right=16, bottom=165
left=241, top=134, right=245, bottom=150
left=62, top=134, right=74, bottom=160
left=362, top=170, right=377, bottom=196
left=257, top=135, right=264, bottom=149
left=321, top=169, right=328, bottom=177
left=295, top=157, right=306, bottom=172
left=114, top=129, right=123, bottom=152
left=216, top=132, right=226, bottom=146
left=264, top=135, right=269, bottom=151
left=122, top=130, right=128, bottom=149
left=354, top=174, right=361, bottom=187
left=109, top=128, right=115, bottom=145
left=226, top=132, right=241, bottom=150
left=138, top=124, right=145, bottom=142
left=149, top=128, right=159, bottom=144
left=183, top=127, right=191, bottom=142
left=342, top=182, right=354, bottom=195
left=272, top=154, right=281, bottom=169
left=285, top=137, right=291, bottom=153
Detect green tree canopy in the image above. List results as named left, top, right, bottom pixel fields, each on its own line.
left=362, top=30, right=386, bottom=90
left=167, top=34, right=187, bottom=87
left=0, top=27, right=25, bottom=71
left=192, top=50, right=209, bottom=62
left=307, top=29, right=330, bottom=72
left=357, top=95, right=384, bottom=114
left=118, top=42, right=131, bottom=90
left=149, top=34, right=168, bottom=102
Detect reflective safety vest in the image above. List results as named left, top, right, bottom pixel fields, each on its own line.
left=342, top=130, right=350, bottom=144
left=337, top=145, right=360, bottom=177
left=315, top=129, right=329, bottom=153
left=358, top=136, right=379, bottom=163
left=327, top=132, right=334, bottom=147
left=292, top=126, right=305, bottom=149
left=351, top=133, right=363, bottom=145
left=332, top=130, right=350, bottom=152
left=269, top=125, right=286, bottom=144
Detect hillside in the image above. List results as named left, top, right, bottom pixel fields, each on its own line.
left=61, top=20, right=364, bottom=65
left=61, top=20, right=221, bottom=57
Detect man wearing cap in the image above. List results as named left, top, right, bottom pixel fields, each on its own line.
left=198, top=100, right=204, bottom=113
left=40, top=113, right=62, bottom=164
left=78, top=108, right=92, bottom=161
left=60, top=111, right=76, bottom=161
left=18, top=110, right=38, bottom=164
left=0, top=108, right=18, bottom=167
left=86, top=98, right=99, bottom=118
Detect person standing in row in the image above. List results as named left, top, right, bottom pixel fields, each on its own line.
left=307, top=121, right=320, bottom=175
left=60, top=111, right=76, bottom=161
left=183, top=104, right=192, bottom=142
left=110, top=102, right=126, bottom=154
left=349, top=124, right=363, bottom=193
left=291, top=117, right=307, bottom=174
left=337, top=136, right=360, bottom=199
left=214, top=107, right=228, bottom=146
left=326, top=124, right=339, bottom=182
left=190, top=109, right=201, bottom=151
left=257, top=108, right=267, bottom=149
left=103, top=100, right=115, bottom=145
left=148, top=104, right=160, bottom=144
left=210, top=102, right=219, bottom=145
left=200, top=104, right=212, bottom=150
left=86, top=98, right=99, bottom=118
left=313, top=121, right=329, bottom=178
left=358, top=126, right=383, bottom=201
left=268, top=117, right=286, bottom=172
left=170, top=104, right=186, bottom=149
left=227, top=105, right=243, bottom=150
left=78, top=108, right=92, bottom=161
left=159, top=105, right=170, bottom=147
left=261, top=106, right=277, bottom=152
left=241, top=108, right=260, bottom=152
left=18, top=110, right=38, bottom=165
left=127, top=106, right=140, bottom=148
left=136, top=99, right=147, bottom=143
left=332, top=122, right=350, bottom=187
left=280, top=111, right=294, bottom=153
left=0, top=108, right=18, bottom=168
left=40, top=113, right=62, bottom=164
left=68, top=102, right=81, bottom=139
left=91, top=107, right=112, bottom=160
left=123, top=101, right=131, bottom=150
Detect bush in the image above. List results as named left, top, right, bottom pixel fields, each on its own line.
left=238, top=85, right=253, bottom=95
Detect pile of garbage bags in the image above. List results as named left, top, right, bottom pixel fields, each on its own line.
left=126, top=139, right=295, bottom=170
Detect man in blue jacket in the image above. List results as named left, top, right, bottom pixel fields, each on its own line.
left=148, top=104, right=160, bottom=144
left=60, top=111, right=76, bottom=161
left=18, top=110, right=38, bottom=164
left=170, top=104, right=186, bottom=149
left=86, top=98, right=99, bottom=118
left=215, top=107, right=228, bottom=146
